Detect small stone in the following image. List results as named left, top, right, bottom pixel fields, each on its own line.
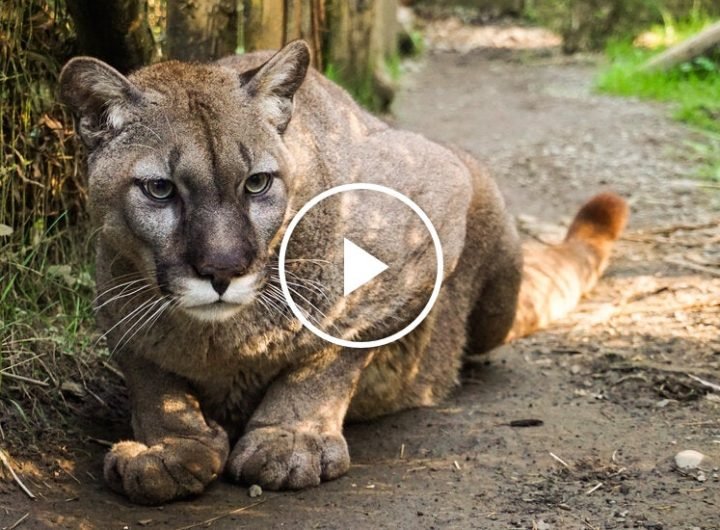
left=675, top=450, right=707, bottom=470
left=248, top=484, right=263, bottom=498
left=696, top=471, right=707, bottom=482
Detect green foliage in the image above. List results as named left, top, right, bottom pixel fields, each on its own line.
left=596, top=19, right=720, bottom=180
left=324, top=53, right=402, bottom=113
left=525, top=0, right=720, bottom=53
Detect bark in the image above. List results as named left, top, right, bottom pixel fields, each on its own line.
left=241, top=0, right=398, bottom=108
left=243, top=0, right=325, bottom=68
left=66, top=0, right=155, bottom=73
left=167, top=0, right=239, bottom=62
left=283, top=0, right=326, bottom=68
left=325, top=0, right=398, bottom=108
left=243, top=0, right=285, bottom=52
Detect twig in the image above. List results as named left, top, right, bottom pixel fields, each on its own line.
left=615, top=298, right=720, bottom=317
left=86, top=437, right=113, bottom=447
left=664, top=256, right=720, bottom=277
left=0, top=353, right=44, bottom=373
left=62, top=468, right=81, bottom=485
left=698, top=183, right=720, bottom=190
left=607, top=361, right=717, bottom=379
left=566, top=511, right=600, bottom=530
left=585, top=482, right=603, bottom=495
left=174, top=500, right=266, bottom=530
left=6, top=512, right=29, bottom=530
left=636, top=220, right=719, bottom=236
left=101, top=361, right=124, bottom=380
left=549, top=452, right=570, bottom=470
left=0, top=450, right=35, bottom=500
left=687, top=374, right=720, bottom=393
left=0, top=373, right=49, bottom=387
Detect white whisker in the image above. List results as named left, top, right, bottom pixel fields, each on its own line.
left=110, top=297, right=166, bottom=355
left=95, top=283, right=151, bottom=311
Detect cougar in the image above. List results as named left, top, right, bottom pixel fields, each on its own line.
left=59, top=40, right=628, bottom=505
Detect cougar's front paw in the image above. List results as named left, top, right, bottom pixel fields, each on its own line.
left=104, top=424, right=229, bottom=505
left=227, top=426, right=350, bottom=490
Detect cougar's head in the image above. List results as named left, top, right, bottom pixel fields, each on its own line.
left=60, top=41, right=311, bottom=322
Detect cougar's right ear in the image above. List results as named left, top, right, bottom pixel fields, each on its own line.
left=241, top=40, right=311, bottom=133
left=59, top=57, right=143, bottom=149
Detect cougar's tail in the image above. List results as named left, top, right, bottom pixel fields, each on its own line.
left=506, top=193, right=629, bottom=341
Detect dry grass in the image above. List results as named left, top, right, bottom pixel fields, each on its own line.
left=0, top=0, right=103, bottom=449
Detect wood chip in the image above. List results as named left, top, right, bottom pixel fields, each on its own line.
left=0, top=450, right=35, bottom=500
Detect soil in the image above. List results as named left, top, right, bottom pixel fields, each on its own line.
left=3, top=31, right=720, bottom=530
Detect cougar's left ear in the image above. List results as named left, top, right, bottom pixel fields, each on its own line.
left=242, top=40, right=311, bottom=133
left=59, top=57, right=144, bottom=150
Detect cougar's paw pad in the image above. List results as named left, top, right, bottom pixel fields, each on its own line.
left=227, top=426, right=350, bottom=490
left=103, top=428, right=229, bottom=505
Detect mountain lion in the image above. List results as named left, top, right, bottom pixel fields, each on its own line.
left=59, top=40, right=628, bottom=505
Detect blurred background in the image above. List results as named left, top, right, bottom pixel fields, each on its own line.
left=1, top=0, right=719, bottom=457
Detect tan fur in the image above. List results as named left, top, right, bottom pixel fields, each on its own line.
left=59, top=41, right=628, bottom=505
left=508, top=193, right=629, bottom=340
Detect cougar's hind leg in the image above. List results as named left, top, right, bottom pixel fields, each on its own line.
left=465, top=237, right=523, bottom=354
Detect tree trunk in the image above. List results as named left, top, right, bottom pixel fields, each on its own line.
left=241, top=0, right=398, bottom=108
left=243, top=0, right=285, bottom=52
left=325, top=0, right=398, bottom=109
left=66, top=0, right=155, bottom=73
left=243, top=0, right=325, bottom=68
left=284, top=0, right=326, bottom=68
left=167, top=0, right=239, bottom=62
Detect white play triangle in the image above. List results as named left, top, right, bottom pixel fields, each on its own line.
left=343, top=238, right=389, bottom=296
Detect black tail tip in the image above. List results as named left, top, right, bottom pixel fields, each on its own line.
left=566, top=192, right=629, bottom=242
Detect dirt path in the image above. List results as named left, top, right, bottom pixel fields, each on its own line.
left=3, top=46, right=720, bottom=530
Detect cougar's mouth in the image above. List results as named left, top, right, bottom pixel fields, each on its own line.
left=178, top=273, right=260, bottom=322
left=183, top=301, right=245, bottom=322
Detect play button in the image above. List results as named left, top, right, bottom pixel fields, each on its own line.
left=278, top=183, right=444, bottom=349
left=343, top=238, right=388, bottom=296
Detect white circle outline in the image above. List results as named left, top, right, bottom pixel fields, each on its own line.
left=278, top=183, right=444, bottom=349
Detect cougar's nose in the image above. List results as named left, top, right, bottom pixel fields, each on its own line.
left=193, top=258, right=249, bottom=296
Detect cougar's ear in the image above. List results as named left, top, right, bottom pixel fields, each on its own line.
left=59, top=57, right=143, bottom=149
left=242, top=40, right=311, bottom=133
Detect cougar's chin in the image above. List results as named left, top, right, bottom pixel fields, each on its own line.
left=183, top=302, right=246, bottom=322
left=177, top=273, right=260, bottom=323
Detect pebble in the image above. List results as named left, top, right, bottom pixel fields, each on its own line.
left=654, top=399, right=671, bottom=409
left=248, top=484, right=263, bottom=498
left=674, top=450, right=707, bottom=470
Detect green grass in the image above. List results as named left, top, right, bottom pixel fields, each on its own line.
left=596, top=18, right=720, bottom=179
left=324, top=51, right=406, bottom=112
left=0, top=220, right=99, bottom=439
left=597, top=41, right=720, bottom=134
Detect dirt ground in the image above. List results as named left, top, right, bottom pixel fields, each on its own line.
left=3, top=31, right=720, bottom=530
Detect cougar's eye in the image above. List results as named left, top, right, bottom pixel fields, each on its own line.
left=141, top=179, right=176, bottom=201
left=244, top=172, right=273, bottom=196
